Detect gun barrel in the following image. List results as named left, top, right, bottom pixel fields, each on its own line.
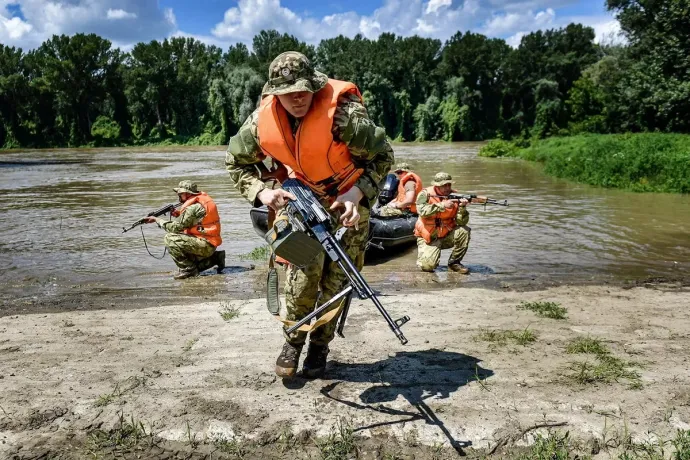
left=122, top=219, right=145, bottom=233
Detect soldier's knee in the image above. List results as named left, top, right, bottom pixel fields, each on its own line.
left=417, top=260, right=438, bottom=272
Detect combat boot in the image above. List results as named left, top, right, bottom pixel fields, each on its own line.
left=449, top=262, right=469, bottom=274
left=215, top=250, right=226, bottom=274
left=302, top=343, right=329, bottom=379
left=174, top=267, right=199, bottom=280
left=275, top=342, right=303, bottom=378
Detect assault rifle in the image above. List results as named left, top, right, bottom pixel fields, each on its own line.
left=281, top=178, right=410, bottom=345
left=430, top=193, right=508, bottom=209
left=122, top=202, right=182, bottom=233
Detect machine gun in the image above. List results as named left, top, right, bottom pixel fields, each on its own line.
left=281, top=178, right=410, bottom=345
left=121, top=202, right=182, bottom=233
left=430, top=193, right=508, bottom=209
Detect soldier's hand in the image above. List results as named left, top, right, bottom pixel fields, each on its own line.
left=442, top=200, right=456, bottom=209
left=459, top=198, right=470, bottom=207
left=257, top=189, right=297, bottom=211
left=143, top=217, right=157, bottom=224
left=331, top=186, right=364, bottom=229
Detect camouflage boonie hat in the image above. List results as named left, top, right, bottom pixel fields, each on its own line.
left=261, top=51, right=328, bottom=97
left=173, top=180, right=200, bottom=194
left=431, top=172, right=454, bottom=186
left=393, top=162, right=411, bottom=172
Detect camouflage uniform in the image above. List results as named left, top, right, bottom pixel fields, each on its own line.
left=378, top=162, right=419, bottom=217
left=226, top=52, right=393, bottom=347
left=415, top=173, right=471, bottom=272
left=155, top=181, right=217, bottom=273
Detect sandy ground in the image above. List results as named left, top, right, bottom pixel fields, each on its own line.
left=1, top=281, right=690, bottom=459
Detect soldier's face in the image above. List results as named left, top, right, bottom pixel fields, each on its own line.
left=277, top=91, right=313, bottom=118
left=437, top=184, right=452, bottom=195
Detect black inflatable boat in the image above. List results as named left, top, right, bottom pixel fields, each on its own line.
left=249, top=206, right=417, bottom=249
left=248, top=174, right=417, bottom=250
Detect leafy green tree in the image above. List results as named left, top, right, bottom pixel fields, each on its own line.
left=208, top=66, right=264, bottom=143
left=251, top=30, right=315, bottom=77
left=27, top=34, right=124, bottom=145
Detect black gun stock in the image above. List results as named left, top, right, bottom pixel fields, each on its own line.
left=281, top=178, right=410, bottom=345
left=122, top=202, right=182, bottom=233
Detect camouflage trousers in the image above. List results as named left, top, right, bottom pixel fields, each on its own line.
left=283, top=206, right=370, bottom=347
left=377, top=205, right=404, bottom=217
left=163, top=233, right=216, bottom=271
left=416, top=225, right=471, bottom=272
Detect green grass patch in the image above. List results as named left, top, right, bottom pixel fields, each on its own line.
left=566, top=336, right=609, bottom=355
left=213, top=434, right=247, bottom=457
left=219, top=302, right=241, bottom=321
left=239, top=245, right=271, bottom=261
left=517, top=431, right=573, bottom=460
left=498, top=133, right=690, bottom=193
left=518, top=301, right=568, bottom=320
left=86, top=412, right=157, bottom=456
left=474, top=327, right=537, bottom=347
left=567, top=354, right=641, bottom=387
left=617, top=429, right=690, bottom=460
left=316, top=418, right=357, bottom=460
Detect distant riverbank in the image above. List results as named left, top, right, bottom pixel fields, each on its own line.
left=479, top=133, right=690, bottom=193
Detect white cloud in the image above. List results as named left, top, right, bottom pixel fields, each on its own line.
left=1, top=14, right=33, bottom=41
left=106, top=8, right=137, bottom=20
left=482, top=7, right=555, bottom=37
left=209, top=0, right=613, bottom=50
left=0, top=1, right=177, bottom=49
left=425, top=0, right=452, bottom=15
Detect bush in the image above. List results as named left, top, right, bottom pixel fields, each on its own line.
left=513, top=133, right=690, bottom=193
left=478, top=139, right=519, bottom=158
left=91, top=116, right=120, bottom=144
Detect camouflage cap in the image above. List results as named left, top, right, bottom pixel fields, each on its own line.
left=393, top=162, right=411, bottom=172
left=261, top=51, right=328, bottom=97
left=173, top=180, right=200, bottom=195
left=431, top=172, right=454, bottom=186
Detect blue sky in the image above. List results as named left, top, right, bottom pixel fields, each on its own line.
left=1, top=0, right=621, bottom=51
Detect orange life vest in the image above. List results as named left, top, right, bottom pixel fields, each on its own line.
left=257, top=79, right=364, bottom=199
left=180, top=192, right=222, bottom=248
left=396, top=171, right=423, bottom=214
left=414, top=186, right=459, bottom=244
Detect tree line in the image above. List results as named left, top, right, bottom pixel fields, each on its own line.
left=1, top=0, right=687, bottom=149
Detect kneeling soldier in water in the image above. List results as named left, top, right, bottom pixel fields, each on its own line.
left=377, top=162, right=423, bottom=217
left=144, top=180, right=225, bottom=279
left=414, top=172, right=471, bottom=274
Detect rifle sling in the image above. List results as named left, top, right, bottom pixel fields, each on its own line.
left=265, top=207, right=344, bottom=332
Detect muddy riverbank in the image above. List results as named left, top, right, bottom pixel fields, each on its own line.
left=2, top=282, right=690, bottom=459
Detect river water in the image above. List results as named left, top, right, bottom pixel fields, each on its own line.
left=1, top=143, right=689, bottom=314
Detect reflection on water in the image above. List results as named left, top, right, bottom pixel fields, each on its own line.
left=1, top=143, right=689, bottom=312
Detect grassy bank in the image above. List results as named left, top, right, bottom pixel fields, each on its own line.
left=479, top=134, right=690, bottom=193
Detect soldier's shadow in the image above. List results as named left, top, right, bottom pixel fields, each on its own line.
left=319, top=349, right=493, bottom=455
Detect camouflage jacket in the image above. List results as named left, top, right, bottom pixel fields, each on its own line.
left=225, top=92, right=394, bottom=207
left=416, top=190, right=470, bottom=227
left=155, top=203, right=206, bottom=234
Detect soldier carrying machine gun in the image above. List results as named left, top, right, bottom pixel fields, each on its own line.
left=266, top=178, right=410, bottom=346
